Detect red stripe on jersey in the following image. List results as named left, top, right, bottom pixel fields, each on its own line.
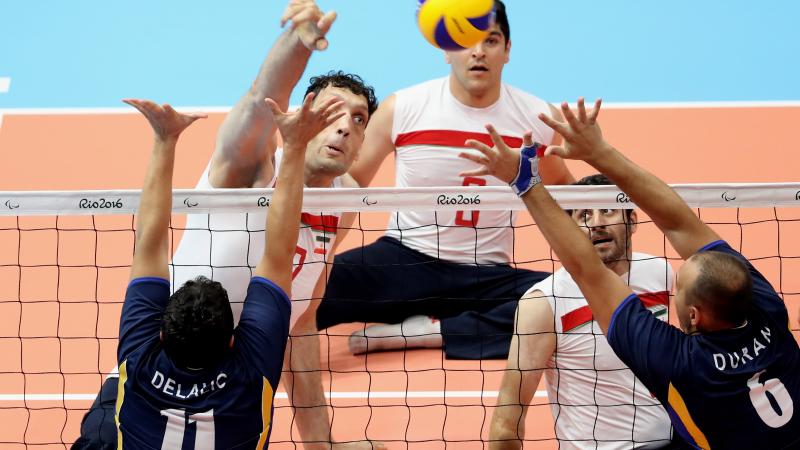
left=313, top=248, right=327, bottom=255
left=561, top=291, right=669, bottom=332
left=561, top=305, right=594, bottom=333
left=638, top=291, right=670, bottom=308
left=301, top=213, right=339, bottom=233
left=395, top=130, right=524, bottom=149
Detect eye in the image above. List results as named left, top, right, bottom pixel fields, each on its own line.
left=353, top=114, right=366, bottom=125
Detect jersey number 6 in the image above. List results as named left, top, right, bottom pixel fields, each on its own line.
left=454, top=177, right=486, bottom=227
left=747, top=371, right=794, bottom=428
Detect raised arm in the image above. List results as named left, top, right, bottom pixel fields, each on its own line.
left=209, top=0, right=337, bottom=188
left=538, top=104, right=575, bottom=186
left=253, top=92, right=344, bottom=297
left=126, top=99, right=206, bottom=281
left=459, top=125, right=631, bottom=333
left=539, top=100, right=720, bottom=260
left=347, top=94, right=396, bottom=187
left=490, top=292, right=556, bottom=450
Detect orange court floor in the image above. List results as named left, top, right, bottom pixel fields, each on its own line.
left=0, top=105, right=799, bottom=448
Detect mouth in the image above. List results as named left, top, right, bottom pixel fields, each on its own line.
left=324, top=144, right=344, bottom=155
left=469, top=65, right=489, bottom=73
left=592, top=237, right=613, bottom=246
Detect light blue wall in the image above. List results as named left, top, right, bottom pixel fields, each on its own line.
left=2, top=0, right=798, bottom=107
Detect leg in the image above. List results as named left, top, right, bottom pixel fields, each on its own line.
left=440, top=269, right=549, bottom=359
left=71, top=377, right=118, bottom=450
left=317, top=237, right=449, bottom=330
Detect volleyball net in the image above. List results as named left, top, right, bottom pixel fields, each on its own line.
left=1, top=184, right=799, bottom=448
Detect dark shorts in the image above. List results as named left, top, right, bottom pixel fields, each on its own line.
left=318, top=236, right=548, bottom=359
left=72, top=377, right=118, bottom=450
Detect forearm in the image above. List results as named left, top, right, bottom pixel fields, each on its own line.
left=213, top=30, right=312, bottom=185
left=521, top=184, right=604, bottom=281
left=135, top=137, right=177, bottom=256
left=286, top=332, right=332, bottom=449
left=265, top=144, right=305, bottom=270
left=587, top=146, right=697, bottom=235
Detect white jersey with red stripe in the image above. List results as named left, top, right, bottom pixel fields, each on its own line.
left=530, top=252, right=674, bottom=449
left=386, top=77, right=555, bottom=264
left=170, top=149, right=342, bottom=329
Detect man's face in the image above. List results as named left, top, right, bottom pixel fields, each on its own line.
left=445, top=24, right=509, bottom=97
left=304, top=85, right=370, bottom=178
left=675, top=258, right=701, bottom=333
left=571, top=209, right=635, bottom=267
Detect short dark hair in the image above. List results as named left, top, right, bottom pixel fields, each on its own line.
left=304, top=70, right=379, bottom=118
left=494, top=0, right=511, bottom=44
left=567, top=174, right=634, bottom=221
left=686, top=251, right=753, bottom=327
left=161, top=276, right=234, bottom=368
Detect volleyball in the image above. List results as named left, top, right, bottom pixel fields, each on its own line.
left=417, top=0, right=495, bottom=51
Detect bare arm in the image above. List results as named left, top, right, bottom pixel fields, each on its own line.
left=283, top=205, right=386, bottom=450
left=539, top=100, right=721, bottom=260
left=126, top=99, right=206, bottom=280
left=490, top=293, right=556, bottom=450
left=253, top=93, right=345, bottom=295
left=459, top=124, right=631, bottom=333
left=347, top=94, right=396, bottom=187
left=210, top=1, right=337, bottom=188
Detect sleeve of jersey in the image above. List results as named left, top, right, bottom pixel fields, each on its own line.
left=697, top=240, right=787, bottom=318
left=236, top=277, right=291, bottom=387
left=607, top=293, right=687, bottom=398
left=118, top=277, right=171, bottom=363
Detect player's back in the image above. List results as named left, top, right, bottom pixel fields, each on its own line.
left=116, top=349, right=276, bottom=449
left=117, top=277, right=290, bottom=449
left=667, top=306, right=800, bottom=449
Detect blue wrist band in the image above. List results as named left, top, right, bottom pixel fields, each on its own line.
left=510, top=143, right=546, bottom=197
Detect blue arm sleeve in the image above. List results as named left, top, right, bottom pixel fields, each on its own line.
left=235, top=277, right=291, bottom=388
left=118, top=277, right=170, bottom=363
left=698, top=240, right=787, bottom=319
left=607, top=294, right=688, bottom=400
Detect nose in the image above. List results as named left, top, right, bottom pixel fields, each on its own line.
left=334, top=113, right=352, bottom=138
left=587, top=211, right=608, bottom=229
left=471, top=41, right=486, bottom=58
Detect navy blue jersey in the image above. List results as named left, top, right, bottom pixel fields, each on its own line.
left=115, top=276, right=290, bottom=449
left=607, top=241, right=800, bottom=449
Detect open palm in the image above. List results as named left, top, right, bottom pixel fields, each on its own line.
left=123, top=99, right=207, bottom=140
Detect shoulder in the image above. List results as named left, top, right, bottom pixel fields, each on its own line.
left=395, top=77, right=447, bottom=98
left=502, top=83, right=550, bottom=107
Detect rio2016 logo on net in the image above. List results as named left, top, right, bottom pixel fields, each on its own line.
left=795, top=191, right=800, bottom=201
left=616, top=193, right=631, bottom=203
left=257, top=197, right=270, bottom=207
left=436, top=194, right=480, bottom=206
left=78, top=198, right=123, bottom=209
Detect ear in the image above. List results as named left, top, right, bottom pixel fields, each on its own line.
left=628, top=210, right=639, bottom=235
left=504, top=39, right=511, bottom=63
left=689, top=304, right=702, bottom=328
left=444, top=51, right=452, bottom=65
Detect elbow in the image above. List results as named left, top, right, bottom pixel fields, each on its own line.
left=489, top=417, right=523, bottom=450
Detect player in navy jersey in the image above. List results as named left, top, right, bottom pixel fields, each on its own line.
left=462, top=98, right=800, bottom=449
left=113, top=93, right=345, bottom=448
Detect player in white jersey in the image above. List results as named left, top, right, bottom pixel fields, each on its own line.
left=74, top=2, right=384, bottom=449
left=317, top=0, right=574, bottom=360
left=490, top=174, right=674, bottom=450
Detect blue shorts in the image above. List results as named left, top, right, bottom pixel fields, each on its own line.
left=318, top=237, right=548, bottom=359
left=72, top=376, right=117, bottom=449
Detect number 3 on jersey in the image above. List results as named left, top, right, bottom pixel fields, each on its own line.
left=455, top=177, right=486, bottom=227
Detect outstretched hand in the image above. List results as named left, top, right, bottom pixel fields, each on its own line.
left=264, top=92, right=344, bottom=151
left=537, top=98, right=609, bottom=163
left=459, top=124, right=536, bottom=184
left=281, top=0, right=337, bottom=51
left=122, top=99, right=206, bottom=141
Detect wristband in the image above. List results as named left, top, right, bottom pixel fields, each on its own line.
left=509, top=142, right=546, bottom=197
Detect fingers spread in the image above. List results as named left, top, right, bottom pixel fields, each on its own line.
left=484, top=124, right=506, bottom=149
left=577, top=97, right=587, bottom=123
left=538, top=112, right=569, bottom=136
left=588, top=98, right=603, bottom=123
left=544, top=145, right=567, bottom=158
left=464, top=139, right=493, bottom=157
left=459, top=168, right=491, bottom=177
left=264, top=98, right=283, bottom=116
left=317, top=10, right=337, bottom=35
left=458, top=151, right=488, bottom=165
left=561, top=102, right=580, bottom=130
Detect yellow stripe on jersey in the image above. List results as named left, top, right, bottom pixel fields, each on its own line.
left=115, top=361, right=127, bottom=450
left=255, top=377, right=276, bottom=449
left=668, top=382, right=710, bottom=449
